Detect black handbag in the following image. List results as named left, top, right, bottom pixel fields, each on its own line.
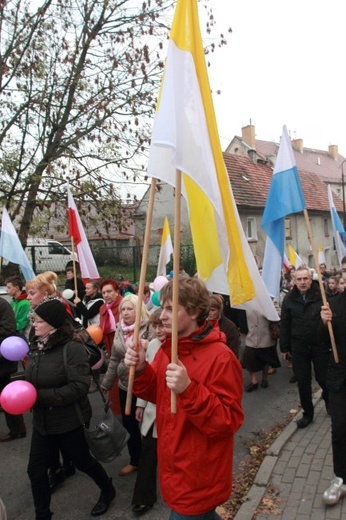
left=82, top=402, right=130, bottom=463
left=63, top=345, right=129, bottom=463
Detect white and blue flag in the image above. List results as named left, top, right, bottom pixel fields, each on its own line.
left=0, top=208, right=35, bottom=281
left=328, top=184, right=346, bottom=266
left=261, top=126, right=306, bottom=297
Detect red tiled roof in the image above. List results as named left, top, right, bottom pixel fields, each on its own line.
left=223, top=153, right=344, bottom=213
left=253, top=139, right=345, bottom=183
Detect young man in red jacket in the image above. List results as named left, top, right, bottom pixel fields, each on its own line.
left=125, top=277, right=244, bottom=520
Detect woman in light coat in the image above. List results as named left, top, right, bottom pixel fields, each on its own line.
left=242, top=307, right=281, bottom=392
left=101, top=294, right=150, bottom=476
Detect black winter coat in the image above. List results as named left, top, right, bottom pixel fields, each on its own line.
left=319, top=291, right=346, bottom=392
left=0, top=298, right=18, bottom=378
left=280, top=281, right=325, bottom=354
left=25, top=325, right=92, bottom=435
left=75, top=292, right=104, bottom=328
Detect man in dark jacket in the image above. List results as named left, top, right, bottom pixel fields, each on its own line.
left=320, top=256, right=346, bottom=505
left=0, top=297, right=27, bottom=441
left=280, top=265, right=329, bottom=428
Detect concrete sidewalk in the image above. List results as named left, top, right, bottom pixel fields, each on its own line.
left=234, top=390, right=346, bottom=520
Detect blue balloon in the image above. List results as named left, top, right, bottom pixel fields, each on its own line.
left=151, top=291, right=160, bottom=307
left=169, top=270, right=174, bottom=278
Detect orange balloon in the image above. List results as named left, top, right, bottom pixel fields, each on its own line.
left=86, top=325, right=104, bottom=345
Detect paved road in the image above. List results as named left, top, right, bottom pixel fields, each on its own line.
left=234, top=341, right=305, bottom=474
left=0, top=343, right=310, bottom=520
left=0, top=390, right=169, bottom=520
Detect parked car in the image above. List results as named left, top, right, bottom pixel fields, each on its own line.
left=25, top=238, right=78, bottom=273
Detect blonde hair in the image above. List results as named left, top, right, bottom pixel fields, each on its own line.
left=26, top=271, right=58, bottom=295
left=119, top=293, right=150, bottom=323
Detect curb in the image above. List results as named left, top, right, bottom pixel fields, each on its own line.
left=233, top=390, right=322, bottom=520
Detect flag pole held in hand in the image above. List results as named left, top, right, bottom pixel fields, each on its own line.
left=125, top=178, right=157, bottom=415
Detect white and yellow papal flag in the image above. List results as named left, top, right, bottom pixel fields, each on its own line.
left=147, top=0, right=278, bottom=319
left=318, top=244, right=326, bottom=266
left=288, top=244, right=303, bottom=268
left=157, top=217, right=173, bottom=277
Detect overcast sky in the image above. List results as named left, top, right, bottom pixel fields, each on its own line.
left=207, top=0, right=346, bottom=156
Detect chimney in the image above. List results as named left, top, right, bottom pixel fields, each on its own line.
left=292, top=138, right=303, bottom=153
left=328, top=144, right=338, bottom=160
left=241, top=124, right=256, bottom=149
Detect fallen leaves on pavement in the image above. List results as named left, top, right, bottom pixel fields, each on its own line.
left=220, top=418, right=292, bottom=519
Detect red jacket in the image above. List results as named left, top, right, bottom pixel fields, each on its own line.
left=133, top=321, right=244, bottom=515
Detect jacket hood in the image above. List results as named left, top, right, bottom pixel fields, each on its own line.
left=84, top=292, right=103, bottom=303
left=15, top=291, right=28, bottom=301
left=162, top=320, right=225, bottom=357
left=31, top=325, right=79, bottom=351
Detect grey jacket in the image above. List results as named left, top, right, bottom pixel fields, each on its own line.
left=136, top=337, right=161, bottom=438
left=102, top=320, right=149, bottom=392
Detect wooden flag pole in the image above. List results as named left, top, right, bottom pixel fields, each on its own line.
left=303, top=209, right=339, bottom=363
left=125, top=178, right=157, bottom=415
left=171, top=169, right=182, bottom=414
left=70, top=236, right=78, bottom=298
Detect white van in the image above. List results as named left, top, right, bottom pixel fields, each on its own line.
left=25, top=239, right=78, bottom=273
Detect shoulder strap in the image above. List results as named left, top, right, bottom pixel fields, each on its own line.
left=62, top=344, right=110, bottom=424
left=62, top=344, right=85, bottom=425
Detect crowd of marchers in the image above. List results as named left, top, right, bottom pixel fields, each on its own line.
left=1, top=258, right=346, bottom=519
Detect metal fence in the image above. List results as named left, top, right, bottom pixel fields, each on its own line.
left=23, top=243, right=197, bottom=283
left=93, top=243, right=197, bottom=283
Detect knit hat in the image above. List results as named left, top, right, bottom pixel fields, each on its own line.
left=35, top=299, right=66, bottom=329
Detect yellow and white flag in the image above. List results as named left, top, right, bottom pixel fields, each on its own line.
left=147, top=0, right=278, bottom=319
left=318, top=244, right=326, bottom=266
left=288, top=244, right=303, bottom=268
left=157, top=217, right=173, bottom=277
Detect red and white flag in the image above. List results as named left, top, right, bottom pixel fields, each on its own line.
left=67, top=184, right=100, bottom=281
left=283, top=253, right=290, bottom=272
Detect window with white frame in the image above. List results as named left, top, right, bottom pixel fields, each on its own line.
left=324, top=219, right=329, bottom=237
left=246, top=217, right=257, bottom=241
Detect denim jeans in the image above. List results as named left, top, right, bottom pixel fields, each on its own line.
left=169, top=510, right=222, bottom=520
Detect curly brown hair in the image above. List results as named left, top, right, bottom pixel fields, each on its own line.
left=160, top=277, right=210, bottom=325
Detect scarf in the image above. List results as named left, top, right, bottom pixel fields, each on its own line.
left=36, top=329, right=57, bottom=350
left=103, top=303, right=116, bottom=335
left=120, top=320, right=136, bottom=346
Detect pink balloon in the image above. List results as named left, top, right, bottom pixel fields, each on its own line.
left=91, top=348, right=104, bottom=370
left=153, top=276, right=169, bottom=292
left=0, top=381, right=37, bottom=415
left=0, top=336, right=29, bottom=361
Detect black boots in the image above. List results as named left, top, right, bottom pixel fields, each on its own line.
left=91, top=478, right=116, bottom=516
